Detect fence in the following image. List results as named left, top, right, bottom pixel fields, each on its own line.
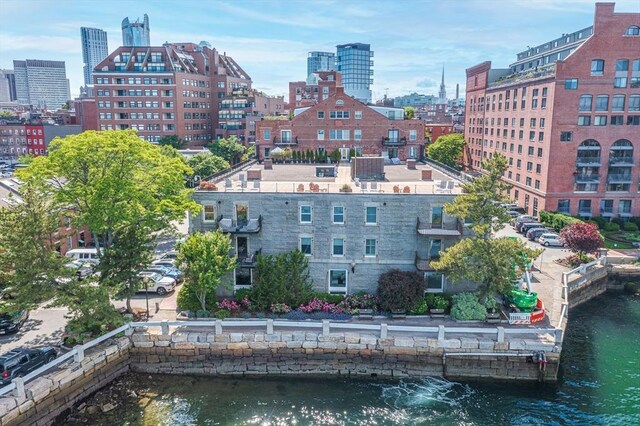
left=421, top=157, right=474, bottom=183
left=558, top=256, right=607, bottom=329
left=0, top=318, right=562, bottom=398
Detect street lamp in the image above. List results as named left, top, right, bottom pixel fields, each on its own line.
left=143, top=277, right=150, bottom=321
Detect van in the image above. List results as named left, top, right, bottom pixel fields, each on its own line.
left=65, top=248, right=101, bottom=264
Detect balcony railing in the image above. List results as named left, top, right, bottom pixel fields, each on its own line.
left=575, top=156, right=601, bottom=166
left=416, top=218, right=462, bottom=236
left=608, top=156, right=633, bottom=166
left=217, top=215, right=262, bottom=234
left=607, top=173, right=633, bottom=183
left=382, top=136, right=407, bottom=146
left=237, top=248, right=262, bottom=268
left=574, top=174, right=600, bottom=183
left=415, top=252, right=436, bottom=271
left=273, top=136, right=298, bottom=146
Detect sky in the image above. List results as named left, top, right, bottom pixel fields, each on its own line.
left=1, top=0, right=638, bottom=102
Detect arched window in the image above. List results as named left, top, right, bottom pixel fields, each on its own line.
left=625, top=25, right=640, bottom=36
left=609, top=139, right=633, bottom=165
left=576, top=139, right=601, bottom=165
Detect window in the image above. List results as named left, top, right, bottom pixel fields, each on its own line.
left=354, top=129, right=362, bottom=140
left=594, top=116, right=607, bottom=126
left=329, top=111, right=350, bottom=119
left=578, top=200, right=592, bottom=215
left=365, top=239, right=377, bottom=257
left=557, top=199, right=570, bottom=214
left=595, top=95, right=609, bottom=111
left=560, top=131, right=573, bottom=142
left=591, top=59, right=605, bottom=76
left=354, top=111, right=362, bottom=119
left=332, top=238, right=345, bottom=256
left=365, top=206, right=377, bottom=224
left=203, top=205, right=216, bottom=222
left=317, top=111, right=325, bottom=119
left=300, top=237, right=313, bottom=255
left=578, top=116, right=591, bottom=126
left=629, top=95, right=640, bottom=111
left=565, top=79, right=578, bottom=89
left=537, top=148, right=543, bottom=157
left=410, top=130, right=417, bottom=141
left=263, top=129, right=271, bottom=141
left=333, top=206, right=344, bottom=224
left=536, top=164, right=542, bottom=173
left=619, top=200, right=632, bottom=215
left=328, top=270, right=347, bottom=294
left=611, top=115, right=624, bottom=125
left=299, top=205, right=312, bottom=223
left=425, top=272, right=444, bottom=293
left=329, top=129, right=350, bottom=140
left=530, top=118, right=536, bottom=128
left=579, top=95, right=593, bottom=111
left=431, top=206, right=443, bottom=228
left=612, top=95, right=625, bottom=111
left=539, top=118, right=545, bottom=128
left=628, top=116, right=640, bottom=125
left=317, top=129, right=325, bottom=140
left=429, top=239, right=442, bottom=259
left=626, top=25, right=640, bottom=36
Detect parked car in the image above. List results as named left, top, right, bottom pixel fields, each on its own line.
left=152, top=259, right=178, bottom=269
left=138, top=272, right=176, bottom=295
left=65, top=260, right=95, bottom=280
left=539, top=233, right=565, bottom=247
left=0, top=347, right=57, bottom=386
left=158, top=251, right=178, bottom=261
left=145, top=265, right=183, bottom=282
left=520, top=222, right=546, bottom=235
left=527, top=227, right=553, bottom=241
left=0, top=311, right=29, bottom=335
left=514, top=218, right=536, bottom=232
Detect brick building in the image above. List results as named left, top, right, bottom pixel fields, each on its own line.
left=289, top=70, right=342, bottom=109
left=464, top=3, right=640, bottom=218
left=0, top=122, right=81, bottom=164
left=256, top=87, right=425, bottom=161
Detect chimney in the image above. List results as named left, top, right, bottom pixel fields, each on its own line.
left=336, top=86, right=344, bottom=95
left=594, top=2, right=616, bottom=34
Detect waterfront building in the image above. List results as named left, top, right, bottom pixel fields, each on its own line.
left=190, top=162, right=468, bottom=294
left=122, top=14, right=150, bottom=46
left=289, top=70, right=342, bottom=109
left=81, top=27, right=109, bottom=85
left=256, top=87, right=425, bottom=162
left=13, top=60, right=71, bottom=110
left=336, top=43, right=374, bottom=104
left=0, top=69, right=17, bottom=103
left=307, top=51, right=336, bottom=75
left=464, top=2, right=640, bottom=218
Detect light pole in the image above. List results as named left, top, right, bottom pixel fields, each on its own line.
left=143, top=277, right=150, bottom=321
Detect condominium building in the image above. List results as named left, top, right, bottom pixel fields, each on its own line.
left=81, top=27, right=109, bottom=85
left=336, top=43, right=374, bottom=104
left=190, top=162, right=469, bottom=294
left=13, top=60, right=71, bottom=109
left=92, top=42, right=252, bottom=146
left=464, top=3, right=640, bottom=218
left=307, top=51, right=336, bottom=75
left=256, top=87, right=425, bottom=161
left=122, top=14, right=150, bottom=46
left=289, top=70, right=342, bottom=109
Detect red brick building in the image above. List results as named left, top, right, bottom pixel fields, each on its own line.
left=289, top=71, right=342, bottom=109
left=0, top=122, right=82, bottom=164
left=256, top=87, right=425, bottom=161
left=464, top=3, right=640, bottom=218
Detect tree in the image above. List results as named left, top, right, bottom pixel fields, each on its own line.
left=242, top=145, right=256, bottom=162
left=208, top=136, right=246, bottom=164
left=444, top=153, right=512, bottom=237
left=0, top=111, right=14, bottom=118
left=403, top=106, right=416, bottom=120
left=186, top=153, right=229, bottom=179
left=0, top=185, right=71, bottom=311
left=377, top=269, right=425, bottom=312
left=17, top=154, right=35, bottom=165
left=560, top=222, right=604, bottom=255
left=426, top=134, right=465, bottom=168
left=431, top=237, right=542, bottom=297
left=176, top=231, right=236, bottom=311
left=158, top=135, right=185, bottom=149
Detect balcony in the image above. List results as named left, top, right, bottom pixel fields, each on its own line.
left=218, top=215, right=262, bottom=234
left=415, top=252, right=437, bottom=271
left=607, top=173, right=633, bottom=184
left=273, top=136, right=298, bottom=146
left=237, top=248, right=262, bottom=268
left=382, top=136, right=407, bottom=146
left=574, top=174, right=600, bottom=183
left=416, top=218, right=462, bottom=236
left=575, top=156, right=601, bottom=166
left=608, top=156, right=633, bottom=166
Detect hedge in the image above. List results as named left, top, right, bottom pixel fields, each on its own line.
left=539, top=211, right=583, bottom=232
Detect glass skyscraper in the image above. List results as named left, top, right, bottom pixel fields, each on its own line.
left=307, top=51, right=335, bottom=76
left=80, top=27, right=109, bottom=85
left=336, top=43, right=373, bottom=104
left=122, top=14, right=150, bottom=46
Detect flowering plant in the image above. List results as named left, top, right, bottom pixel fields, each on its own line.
left=217, top=298, right=240, bottom=312
left=271, top=303, right=291, bottom=314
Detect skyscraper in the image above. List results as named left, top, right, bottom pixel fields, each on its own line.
left=80, top=27, right=109, bottom=85
left=307, top=51, right=335, bottom=76
left=0, top=69, right=16, bottom=102
left=122, top=14, right=150, bottom=46
left=438, top=66, right=447, bottom=104
left=336, top=43, right=374, bottom=104
left=13, top=60, right=71, bottom=109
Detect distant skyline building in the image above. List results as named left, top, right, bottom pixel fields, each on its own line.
left=13, top=59, right=71, bottom=109
left=80, top=27, right=109, bottom=85
left=336, top=43, right=373, bottom=104
left=0, top=69, right=16, bottom=102
left=438, top=66, right=447, bottom=104
left=307, top=51, right=335, bottom=76
left=122, top=14, right=150, bottom=46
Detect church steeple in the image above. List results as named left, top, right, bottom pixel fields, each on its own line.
left=438, top=65, right=447, bottom=104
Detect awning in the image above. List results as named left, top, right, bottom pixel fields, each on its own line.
left=417, top=229, right=461, bottom=236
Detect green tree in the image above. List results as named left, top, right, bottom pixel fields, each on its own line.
left=403, top=106, right=416, bottom=120
left=158, top=135, right=185, bottom=149
left=0, top=111, right=14, bottom=118
left=426, top=133, right=465, bottom=168
left=242, top=145, right=256, bottom=162
left=176, top=231, right=236, bottom=311
left=186, top=153, right=229, bottom=179
left=17, top=154, right=35, bottom=165
left=208, top=136, right=246, bottom=163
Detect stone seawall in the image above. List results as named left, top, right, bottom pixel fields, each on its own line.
left=568, top=276, right=609, bottom=308
left=0, top=337, right=131, bottom=426
left=128, top=330, right=559, bottom=382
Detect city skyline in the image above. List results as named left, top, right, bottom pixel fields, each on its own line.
left=0, top=0, right=638, bottom=101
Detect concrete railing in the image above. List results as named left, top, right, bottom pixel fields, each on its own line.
left=559, top=256, right=607, bottom=329
left=0, top=318, right=562, bottom=398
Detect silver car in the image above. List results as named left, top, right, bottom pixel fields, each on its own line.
left=538, top=233, right=565, bottom=247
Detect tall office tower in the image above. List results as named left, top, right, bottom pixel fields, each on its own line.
left=307, top=51, right=335, bottom=76
left=81, top=27, right=109, bottom=85
left=0, top=69, right=16, bottom=102
left=438, top=66, right=447, bottom=104
left=336, top=43, right=373, bottom=103
left=13, top=60, right=71, bottom=109
left=122, top=14, right=150, bottom=46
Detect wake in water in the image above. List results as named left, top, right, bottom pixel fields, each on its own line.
left=380, top=377, right=475, bottom=409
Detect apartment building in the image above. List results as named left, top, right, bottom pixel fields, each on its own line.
left=289, top=70, right=342, bottom=109
left=190, top=162, right=469, bottom=294
left=0, top=122, right=81, bottom=164
left=336, top=43, right=374, bottom=104
left=256, top=87, right=425, bottom=161
left=465, top=3, right=640, bottom=218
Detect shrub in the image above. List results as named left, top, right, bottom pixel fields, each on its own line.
left=539, top=211, right=583, bottom=232
left=310, top=292, right=345, bottom=304
left=343, top=293, right=377, bottom=310
left=214, top=309, right=230, bottom=319
left=603, top=222, right=620, bottom=232
left=623, top=222, right=639, bottom=232
left=270, top=303, right=291, bottom=314
left=177, top=282, right=217, bottom=312
left=377, top=269, right=426, bottom=312
left=433, top=295, right=451, bottom=310
left=450, top=293, right=487, bottom=321
left=630, top=217, right=640, bottom=227
left=409, top=298, right=428, bottom=315
left=195, top=309, right=211, bottom=318
left=611, top=217, right=625, bottom=227
left=560, top=222, right=604, bottom=254
left=217, top=298, right=240, bottom=311
left=234, top=288, right=251, bottom=303
left=590, top=216, right=607, bottom=229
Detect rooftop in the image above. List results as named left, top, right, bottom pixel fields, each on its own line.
left=200, top=162, right=464, bottom=195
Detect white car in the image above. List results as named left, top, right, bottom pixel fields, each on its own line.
left=65, top=260, right=95, bottom=280
left=138, top=272, right=176, bottom=295
left=538, top=233, right=565, bottom=247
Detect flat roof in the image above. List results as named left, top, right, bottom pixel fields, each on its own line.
left=201, top=163, right=464, bottom=195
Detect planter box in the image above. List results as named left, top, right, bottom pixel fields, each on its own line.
left=357, top=309, right=374, bottom=320
left=430, top=308, right=445, bottom=318
left=486, top=312, right=501, bottom=323
left=391, top=310, right=406, bottom=319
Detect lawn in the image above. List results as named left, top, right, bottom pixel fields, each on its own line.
left=602, top=231, right=639, bottom=250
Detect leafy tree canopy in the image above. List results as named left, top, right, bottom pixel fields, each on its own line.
left=403, top=106, right=416, bottom=120
left=426, top=133, right=465, bottom=168
left=186, top=153, right=229, bottom=179
left=560, top=222, right=604, bottom=255
left=207, top=136, right=246, bottom=163
left=158, top=135, right=185, bottom=149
